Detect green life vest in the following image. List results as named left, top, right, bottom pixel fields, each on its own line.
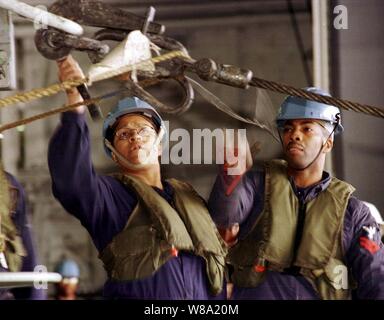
left=99, top=174, right=227, bottom=296
left=228, top=159, right=356, bottom=300
left=0, top=168, right=26, bottom=272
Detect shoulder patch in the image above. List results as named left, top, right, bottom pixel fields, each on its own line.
left=360, top=225, right=380, bottom=254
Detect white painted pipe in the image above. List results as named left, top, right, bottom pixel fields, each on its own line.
left=312, top=0, right=330, bottom=91
left=0, top=0, right=83, bottom=36
left=312, top=0, right=333, bottom=174
left=0, top=272, right=62, bottom=288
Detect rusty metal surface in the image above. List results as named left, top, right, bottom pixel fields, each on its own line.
left=35, top=28, right=109, bottom=61
left=49, top=0, right=165, bottom=34
left=34, top=29, right=71, bottom=60
left=87, top=29, right=126, bottom=63
left=48, top=31, right=109, bottom=56
left=34, top=0, right=165, bottom=61
left=32, top=0, right=252, bottom=115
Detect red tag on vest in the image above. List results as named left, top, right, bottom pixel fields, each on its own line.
left=253, top=265, right=266, bottom=273
left=170, top=246, right=179, bottom=257
left=359, top=236, right=380, bottom=254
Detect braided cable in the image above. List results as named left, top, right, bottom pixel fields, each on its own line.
left=250, top=77, right=384, bottom=119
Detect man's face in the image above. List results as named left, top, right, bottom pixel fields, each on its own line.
left=112, top=114, right=159, bottom=165
left=280, top=119, right=332, bottom=169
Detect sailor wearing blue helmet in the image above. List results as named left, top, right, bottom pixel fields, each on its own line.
left=48, top=55, right=227, bottom=300
left=209, top=87, right=384, bottom=300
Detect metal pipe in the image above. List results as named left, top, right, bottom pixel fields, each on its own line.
left=0, top=0, right=83, bottom=36
left=312, top=0, right=332, bottom=172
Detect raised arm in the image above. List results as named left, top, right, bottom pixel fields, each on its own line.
left=47, top=56, right=104, bottom=227
left=208, top=132, right=261, bottom=245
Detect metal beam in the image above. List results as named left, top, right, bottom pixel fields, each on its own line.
left=0, top=8, right=16, bottom=90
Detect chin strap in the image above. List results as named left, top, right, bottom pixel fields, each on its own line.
left=278, top=116, right=340, bottom=171
left=104, top=126, right=165, bottom=170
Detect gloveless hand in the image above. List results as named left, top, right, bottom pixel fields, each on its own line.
left=57, top=55, right=85, bottom=114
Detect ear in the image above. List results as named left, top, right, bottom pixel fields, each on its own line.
left=322, top=137, right=333, bottom=154
left=111, top=152, right=118, bottom=163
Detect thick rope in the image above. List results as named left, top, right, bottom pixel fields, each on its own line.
left=0, top=50, right=188, bottom=109
left=0, top=97, right=102, bottom=132
left=0, top=87, right=133, bottom=133
left=0, top=79, right=86, bottom=108
left=250, top=77, right=384, bottom=119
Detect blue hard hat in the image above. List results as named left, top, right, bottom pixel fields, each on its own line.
left=102, top=96, right=166, bottom=157
left=55, top=259, right=80, bottom=278
left=276, top=87, right=344, bottom=134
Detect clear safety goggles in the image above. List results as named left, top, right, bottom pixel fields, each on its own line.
left=115, top=125, right=157, bottom=141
